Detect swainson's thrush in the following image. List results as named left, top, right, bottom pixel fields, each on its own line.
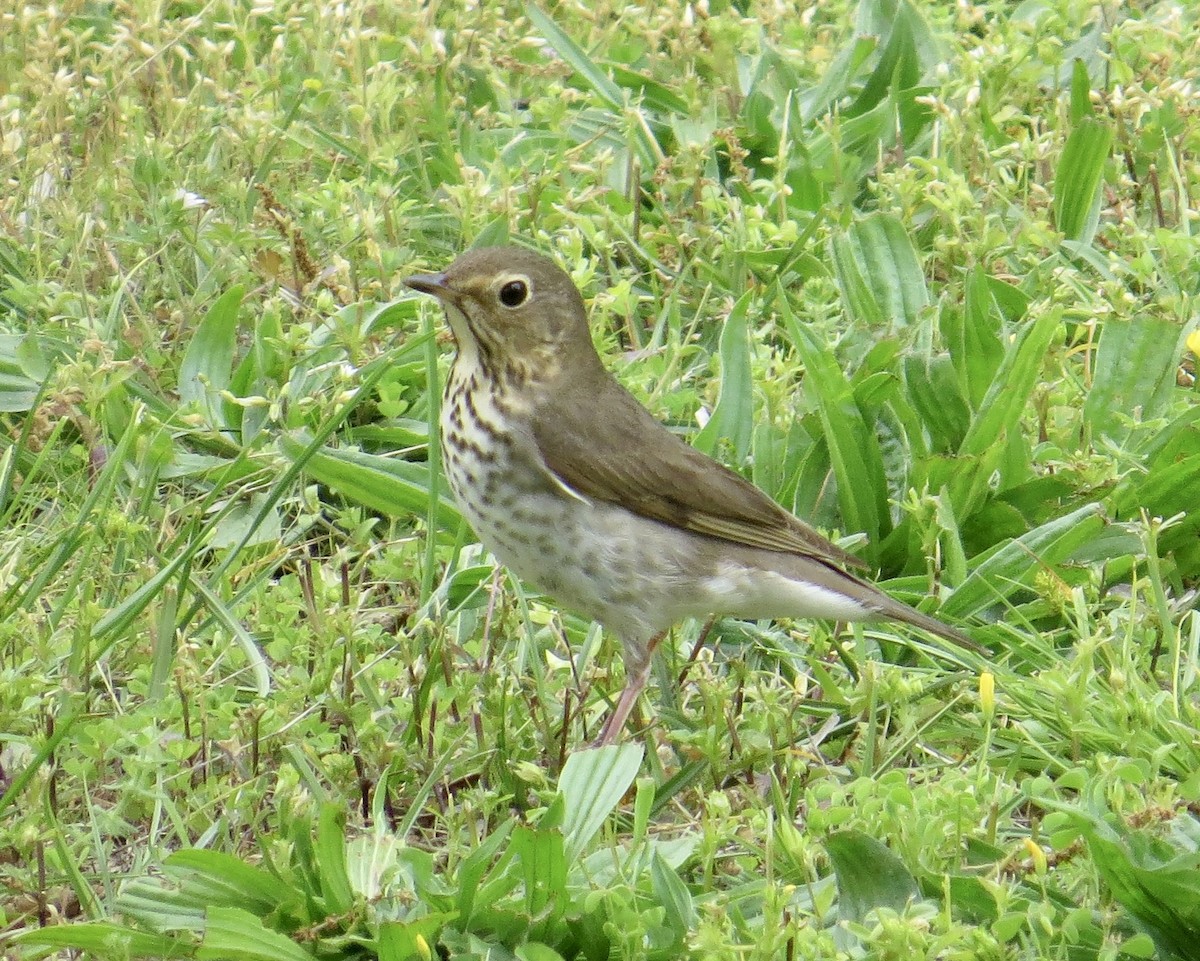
left=405, top=246, right=975, bottom=745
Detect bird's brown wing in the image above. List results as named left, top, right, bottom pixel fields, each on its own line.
left=530, top=372, right=868, bottom=571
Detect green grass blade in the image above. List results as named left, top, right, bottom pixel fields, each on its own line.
left=525, top=3, right=622, bottom=109
left=278, top=437, right=463, bottom=539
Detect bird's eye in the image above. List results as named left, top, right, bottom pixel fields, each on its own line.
left=498, top=279, right=528, bottom=308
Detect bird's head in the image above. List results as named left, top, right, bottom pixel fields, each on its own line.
left=404, top=246, right=596, bottom=380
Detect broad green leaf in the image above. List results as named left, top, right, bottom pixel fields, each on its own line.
left=165, top=849, right=298, bottom=914
left=694, top=289, right=754, bottom=461
left=11, top=923, right=193, bottom=959
left=378, top=916, right=457, bottom=961
left=179, top=286, right=244, bottom=414
left=0, top=334, right=40, bottom=411
left=456, top=821, right=516, bottom=919
left=951, top=309, right=1061, bottom=517
left=832, top=214, right=929, bottom=329
left=1083, top=318, right=1186, bottom=442
left=953, top=265, right=1006, bottom=408
left=829, top=232, right=884, bottom=327
left=1069, top=58, right=1094, bottom=123
left=198, top=905, right=314, bottom=961
left=902, top=353, right=971, bottom=452
left=1062, top=809, right=1200, bottom=961
left=559, top=744, right=643, bottom=863
left=511, top=823, right=566, bottom=922
left=801, top=35, right=878, bottom=122
left=849, top=2, right=919, bottom=117
left=1054, top=117, right=1112, bottom=244
left=651, top=850, right=696, bottom=939
left=316, top=803, right=355, bottom=915
left=278, top=435, right=463, bottom=539
left=825, top=830, right=919, bottom=923
left=941, top=502, right=1106, bottom=619
left=784, top=294, right=889, bottom=548
left=1112, top=450, right=1200, bottom=578
left=207, top=494, right=282, bottom=550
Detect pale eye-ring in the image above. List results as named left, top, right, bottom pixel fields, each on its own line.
left=498, top=279, right=528, bottom=308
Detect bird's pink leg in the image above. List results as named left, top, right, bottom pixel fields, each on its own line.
left=592, top=632, right=664, bottom=747
left=593, top=662, right=650, bottom=746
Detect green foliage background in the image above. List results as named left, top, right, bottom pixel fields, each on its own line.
left=2, top=0, right=1199, bottom=958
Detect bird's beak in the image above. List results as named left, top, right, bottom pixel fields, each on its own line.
left=403, top=272, right=452, bottom=300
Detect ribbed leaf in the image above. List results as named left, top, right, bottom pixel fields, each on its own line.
left=951, top=310, right=1061, bottom=516
left=179, top=286, right=244, bottom=411
left=953, top=265, right=1006, bottom=408
left=166, top=850, right=297, bottom=914
left=1065, top=811, right=1200, bottom=961
left=785, top=296, right=889, bottom=548
left=832, top=214, right=929, bottom=329
left=651, top=850, right=696, bottom=939
left=1054, top=117, right=1112, bottom=244
left=511, top=822, right=566, bottom=921
left=278, top=435, right=463, bottom=539
left=941, top=502, right=1106, bottom=619
left=316, top=803, right=354, bottom=916
left=559, top=744, right=642, bottom=863
left=826, top=830, right=919, bottom=922
left=903, top=353, right=970, bottom=452
left=198, top=906, right=315, bottom=961
left=1083, top=317, right=1185, bottom=441
left=11, top=923, right=193, bottom=959
left=694, top=289, right=754, bottom=461
left=1069, top=58, right=1094, bottom=123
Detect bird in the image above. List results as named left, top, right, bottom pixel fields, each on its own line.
left=404, top=245, right=976, bottom=745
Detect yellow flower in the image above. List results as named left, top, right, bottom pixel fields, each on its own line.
left=1024, top=838, right=1047, bottom=876
left=979, top=671, right=995, bottom=722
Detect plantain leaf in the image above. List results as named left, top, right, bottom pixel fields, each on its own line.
left=1054, top=117, right=1112, bottom=245
left=198, top=905, right=315, bottom=961
left=279, top=435, right=463, bottom=539
left=951, top=309, right=1061, bottom=517
left=1083, top=317, right=1187, bottom=442
left=941, top=502, right=1106, bottom=619
left=694, top=289, right=755, bottom=461
left=179, top=286, right=244, bottom=422
left=559, top=744, right=643, bottom=863
left=784, top=292, right=890, bottom=548
left=826, top=830, right=919, bottom=923
left=11, top=923, right=193, bottom=959
left=832, top=214, right=929, bottom=330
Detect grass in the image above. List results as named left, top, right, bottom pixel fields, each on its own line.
left=2, top=0, right=1199, bottom=958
